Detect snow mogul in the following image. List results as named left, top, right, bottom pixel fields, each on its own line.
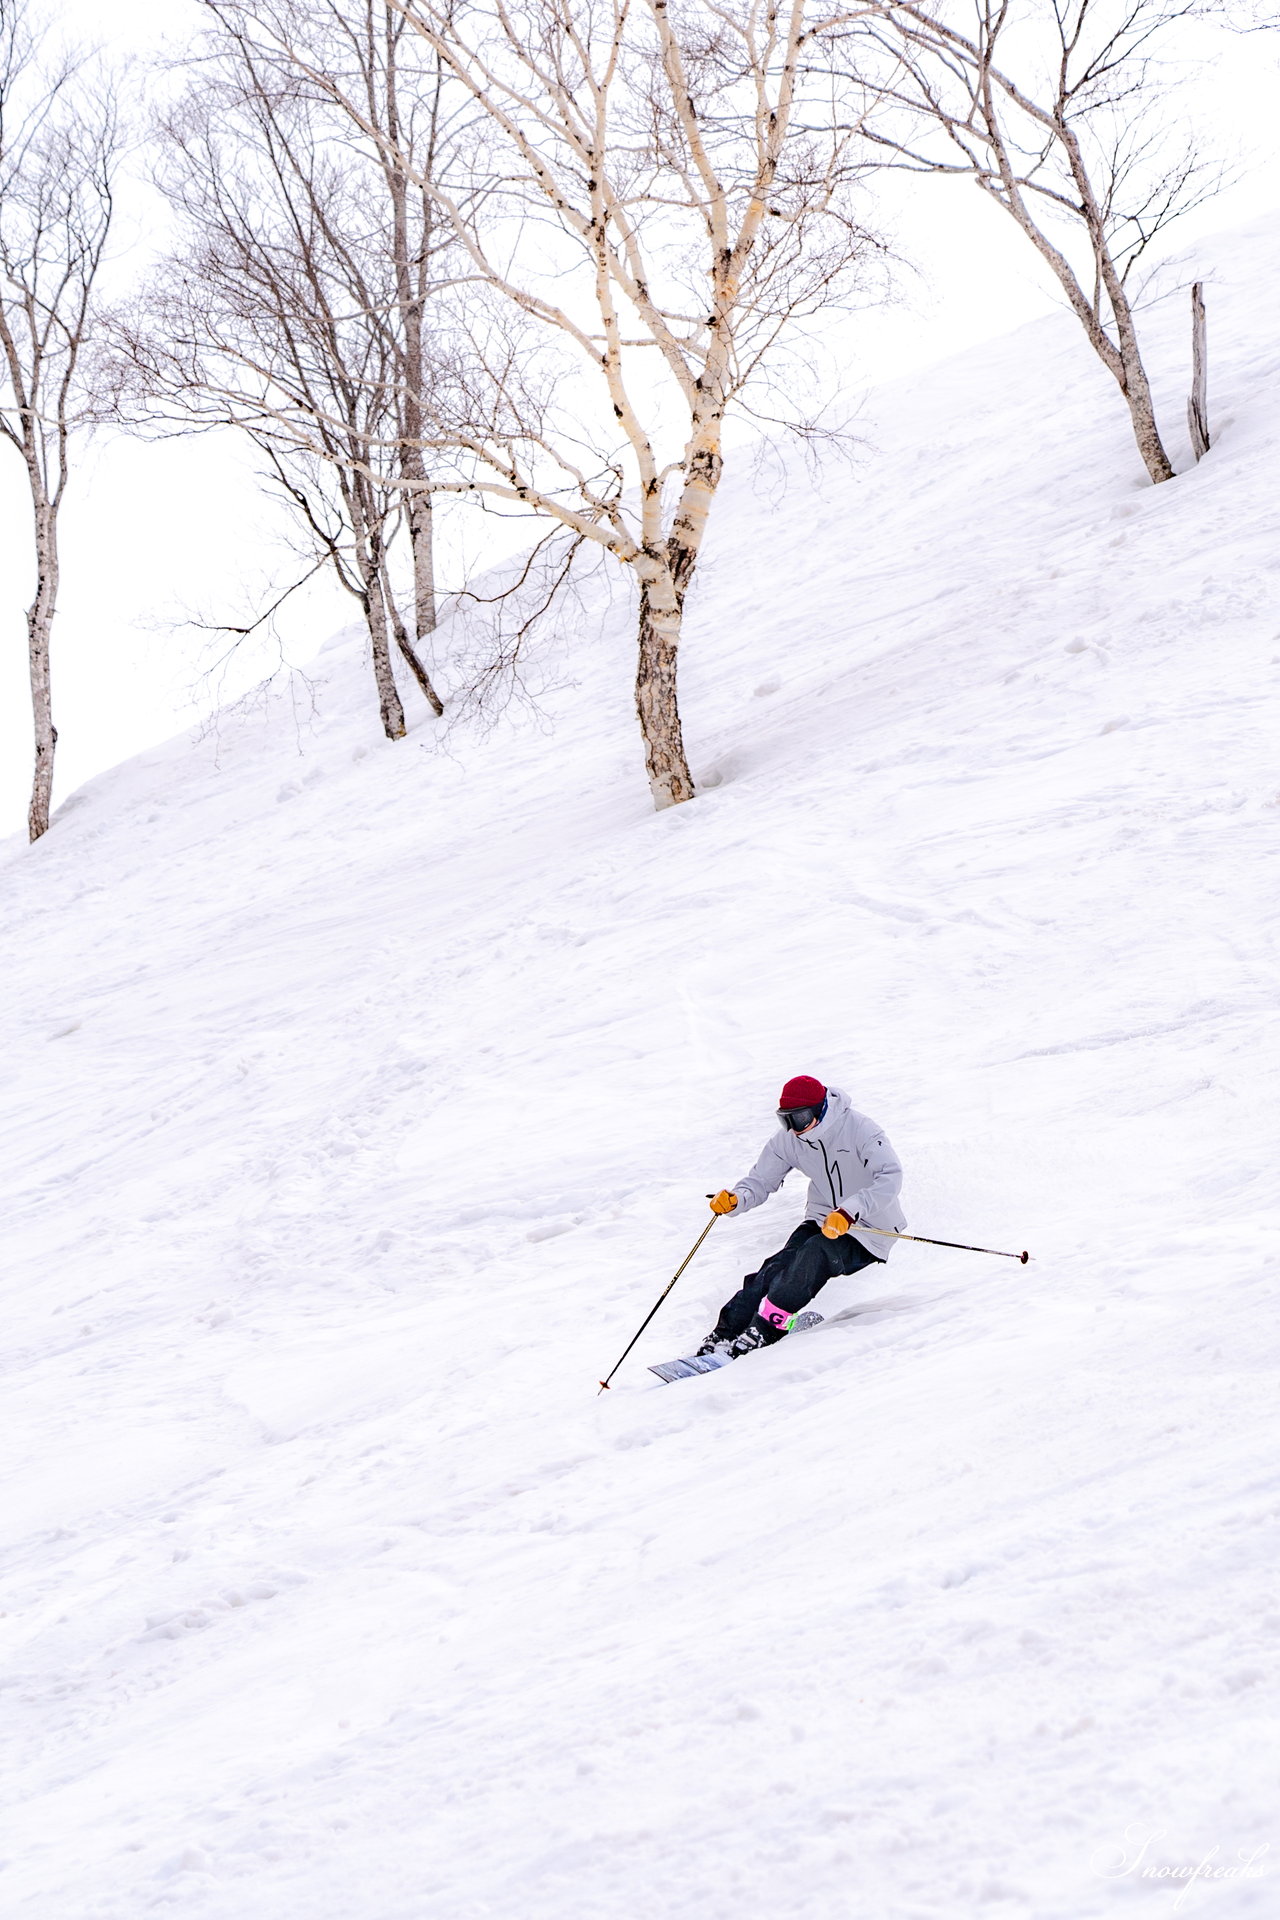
left=698, top=1075, right=905, bottom=1361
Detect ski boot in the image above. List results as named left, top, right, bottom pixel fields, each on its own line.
left=696, top=1330, right=734, bottom=1359
left=727, top=1322, right=770, bottom=1359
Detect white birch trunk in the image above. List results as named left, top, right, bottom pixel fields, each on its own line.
left=379, top=544, right=444, bottom=715
left=27, top=491, right=59, bottom=841
left=367, top=576, right=407, bottom=740
left=409, top=484, right=436, bottom=641
left=1188, top=282, right=1210, bottom=463
left=631, top=413, right=724, bottom=807
left=352, top=500, right=407, bottom=740
left=1105, top=267, right=1177, bottom=484
left=634, top=560, right=694, bottom=810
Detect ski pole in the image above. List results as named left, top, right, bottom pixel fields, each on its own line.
left=850, top=1222, right=1031, bottom=1263
left=598, top=1213, right=719, bottom=1393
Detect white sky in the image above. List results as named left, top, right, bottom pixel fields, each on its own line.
left=1, top=0, right=1277, bottom=837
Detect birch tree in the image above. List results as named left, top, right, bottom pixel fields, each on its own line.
left=122, top=0, right=462, bottom=736
left=850, top=0, right=1217, bottom=484
left=306, top=0, right=885, bottom=808
left=0, top=2, right=117, bottom=840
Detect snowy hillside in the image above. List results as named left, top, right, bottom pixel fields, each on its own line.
left=3, top=219, right=1279, bottom=1920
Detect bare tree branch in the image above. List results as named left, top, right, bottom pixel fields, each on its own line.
left=843, top=0, right=1222, bottom=482
left=0, top=0, right=119, bottom=840
left=114, top=0, right=463, bottom=737
left=366, top=0, right=890, bottom=804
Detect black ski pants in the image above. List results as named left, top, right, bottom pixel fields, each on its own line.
left=712, top=1220, right=880, bottom=1344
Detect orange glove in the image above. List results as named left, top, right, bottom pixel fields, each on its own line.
left=821, top=1208, right=855, bottom=1239
left=710, top=1189, right=739, bottom=1215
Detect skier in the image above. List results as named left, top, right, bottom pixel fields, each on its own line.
left=698, top=1075, right=906, bottom=1360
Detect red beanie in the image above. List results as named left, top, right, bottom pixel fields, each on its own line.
left=779, top=1074, right=827, bottom=1110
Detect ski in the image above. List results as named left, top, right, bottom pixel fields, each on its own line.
left=648, top=1311, right=824, bottom=1385
left=648, top=1350, right=734, bottom=1383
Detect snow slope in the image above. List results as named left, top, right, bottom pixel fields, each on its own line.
left=3, top=220, right=1279, bottom=1920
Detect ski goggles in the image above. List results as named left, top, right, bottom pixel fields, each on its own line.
left=778, top=1102, right=824, bottom=1133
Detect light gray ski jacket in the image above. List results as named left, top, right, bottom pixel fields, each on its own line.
left=731, top=1087, right=906, bottom=1260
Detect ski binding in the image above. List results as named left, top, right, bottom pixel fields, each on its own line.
left=648, top=1312, right=823, bottom=1384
